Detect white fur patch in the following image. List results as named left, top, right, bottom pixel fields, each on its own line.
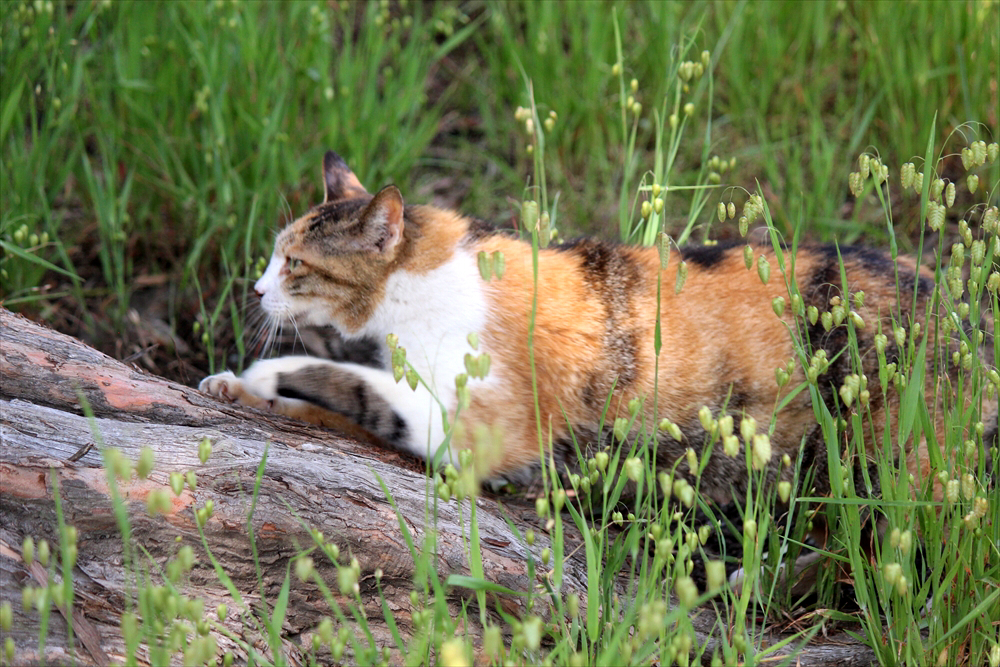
left=352, top=249, right=490, bottom=462
left=255, top=251, right=287, bottom=316
left=356, top=249, right=490, bottom=398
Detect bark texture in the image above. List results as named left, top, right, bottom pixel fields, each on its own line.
left=0, top=308, right=876, bottom=666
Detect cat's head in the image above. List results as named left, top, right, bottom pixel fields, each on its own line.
left=254, top=151, right=409, bottom=334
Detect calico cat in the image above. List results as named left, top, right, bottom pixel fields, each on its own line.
left=200, top=151, right=995, bottom=509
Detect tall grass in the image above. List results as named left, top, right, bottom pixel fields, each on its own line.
left=1, top=0, right=475, bottom=359
left=2, top=1, right=999, bottom=666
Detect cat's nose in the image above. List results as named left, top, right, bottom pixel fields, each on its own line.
left=254, top=282, right=265, bottom=298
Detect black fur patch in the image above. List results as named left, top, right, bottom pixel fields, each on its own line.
left=275, top=366, right=410, bottom=446
left=554, top=239, right=644, bottom=393
left=463, top=216, right=517, bottom=242
left=680, top=242, right=739, bottom=268
left=306, top=198, right=370, bottom=234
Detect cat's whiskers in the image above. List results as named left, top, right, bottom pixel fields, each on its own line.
left=245, top=304, right=280, bottom=359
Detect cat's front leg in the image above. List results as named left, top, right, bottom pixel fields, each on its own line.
left=199, top=356, right=444, bottom=457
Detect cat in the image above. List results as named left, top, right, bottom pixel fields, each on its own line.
left=200, top=151, right=995, bottom=512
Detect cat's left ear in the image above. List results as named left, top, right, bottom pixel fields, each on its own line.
left=358, top=185, right=404, bottom=255
left=323, top=150, right=368, bottom=203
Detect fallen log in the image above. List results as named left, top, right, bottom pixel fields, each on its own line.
left=0, top=307, right=876, bottom=666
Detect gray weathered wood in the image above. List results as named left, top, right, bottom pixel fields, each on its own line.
left=0, top=308, right=875, bottom=666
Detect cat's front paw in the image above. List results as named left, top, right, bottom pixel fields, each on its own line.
left=199, top=371, right=242, bottom=401
left=199, top=371, right=273, bottom=410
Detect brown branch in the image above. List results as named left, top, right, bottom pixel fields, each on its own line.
left=0, top=308, right=875, bottom=666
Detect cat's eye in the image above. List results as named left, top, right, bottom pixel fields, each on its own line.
left=286, top=258, right=303, bottom=272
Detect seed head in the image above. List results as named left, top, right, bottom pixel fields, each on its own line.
left=900, top=162, right=915, bottom=190
left=624, top=456, right=643, bottom=483
left=757, top=255, right=770, bottom=284
left=972, top=140, right=988, bottom=166
left=698, top=406, right=714, bottom=431
left=685, top=447, right=698, bottom=473
left=858, top=154, right=871, bottom=179
left=613, top=417, right=629, bottom=443
left=927, top=201, right=946, bottom=231
left=931, top=178, right=945, bottom=201
left=705, top=560, right=726, bottom=593
left=675, top=478, right=695, bottom=507
left=659, top=472, right=673, bottom=498
left=751, top=434, right=771, bottom=470
left=946, top=478, right=960, bottom=503
left=777, top=480, right=792, bottom=503
left=675, top=261, right=688, bottom=293
left=849, top=172, right=864, bottom=197
left=883, top=561, right=902, bottom=587
left=961, top=146, right=974, bottom=170
left=675, top=576, right=699, bottom=608
left=962, top=473, right=976, bottom=500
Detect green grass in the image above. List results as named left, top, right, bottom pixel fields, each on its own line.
left=2, top=1, right=999, bottom=666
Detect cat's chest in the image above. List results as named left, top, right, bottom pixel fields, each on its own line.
left=359, top=250, right=490, bottom=390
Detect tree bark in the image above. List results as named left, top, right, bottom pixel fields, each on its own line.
left=0, top=308, right=876, bottom=666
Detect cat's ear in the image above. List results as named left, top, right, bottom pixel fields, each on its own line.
left=323, top=150, right=368, bottom=203
left=358, top=185, right=404, bottom=255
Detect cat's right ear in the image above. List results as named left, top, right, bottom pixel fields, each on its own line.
left=357, top=185, right=404, bottom=256
left=323, top=151, right=368, bottom=203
